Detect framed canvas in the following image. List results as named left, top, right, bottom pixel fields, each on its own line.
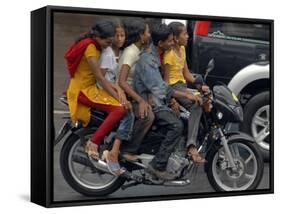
left=31, top=5, right=274, bottom=208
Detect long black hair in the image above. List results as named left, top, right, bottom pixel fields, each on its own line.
left=76, top=20, right=115, bottom=43
left=151, top=23, right=173, bottom=46
left=123, top=18, right=146, bottom=47
left=168, top=21, right=185, bottom=37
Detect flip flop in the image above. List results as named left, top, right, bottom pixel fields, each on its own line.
left=102, top=150, right=126, bottom=176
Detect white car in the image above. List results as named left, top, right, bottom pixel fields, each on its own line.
left=228, top=62, right=270, bottom=159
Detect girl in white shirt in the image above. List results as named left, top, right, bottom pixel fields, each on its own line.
left=98, top=20, right=135, bottom=175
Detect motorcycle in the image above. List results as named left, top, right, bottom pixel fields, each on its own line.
left=54, top=59, right=264, bottom=196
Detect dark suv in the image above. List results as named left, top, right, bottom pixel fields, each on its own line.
left=191, top=21, right=269, bottom=85
left=191, top=20, right=271, bottom=159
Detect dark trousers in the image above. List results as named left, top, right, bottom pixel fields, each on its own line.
left=121, top=102, right=155, bottom=154
left=150, top=107, right=184, bottom=171
left=171, top=82, right=202, bottom=147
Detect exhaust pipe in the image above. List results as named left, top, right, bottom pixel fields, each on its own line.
left=90, top=159, right=189, bottom=187
left=163, top=179, right=191, bottom=186
left=91, top=159, right=111, bottom=173
left=90, top=159, right=144, bottom=183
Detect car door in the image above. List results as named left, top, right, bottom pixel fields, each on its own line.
left=192, top=21, right=269, bottom=86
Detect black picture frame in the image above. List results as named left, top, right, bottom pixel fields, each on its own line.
left=31, top=5, right=274, bottom=208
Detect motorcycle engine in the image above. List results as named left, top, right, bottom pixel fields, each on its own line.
left=166, top=153, right=189, bottom=178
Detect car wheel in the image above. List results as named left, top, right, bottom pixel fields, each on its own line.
left=241, top=91, right=270, bottom=161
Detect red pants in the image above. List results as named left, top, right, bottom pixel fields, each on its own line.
left=78, top=92, right=126, bottom=145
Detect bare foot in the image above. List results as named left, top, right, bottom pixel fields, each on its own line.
left=187, top=146, right=206, bottom=164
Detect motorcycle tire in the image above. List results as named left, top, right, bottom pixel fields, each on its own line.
left=206, top=139, right=264, bottom=191
left=60, top=130, right=126, bottom=197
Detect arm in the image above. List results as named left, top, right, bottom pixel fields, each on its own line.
left=118, top=64, right=145, bottom=103
left=183, top=62, right=195, bottom=83
left=97, top=68, right=130, bottom=106
left=87, top=56, right=119, bottom=102
left=183, top=62, right=210, bottom=92
left=172, top=89, right=202, bottom=106
left=119, top=64, right=150, bottom=118
left=138, top=61, right=173, bottom=102
left=100, top=68, right=107, bottom=76
left=169, top=98, right=181, bottom=117
left=111, top=83, right=132, bottom=110
left=163, top=64, right=170, bottom=83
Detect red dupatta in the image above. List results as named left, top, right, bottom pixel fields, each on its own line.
left=64, top=38, right=101, bottom=77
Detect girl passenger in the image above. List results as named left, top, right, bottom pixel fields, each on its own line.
left=65, top=20, right=127, bottom=175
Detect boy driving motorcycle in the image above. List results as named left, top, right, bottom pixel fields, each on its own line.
left=133, top=23, right=204, bottom=180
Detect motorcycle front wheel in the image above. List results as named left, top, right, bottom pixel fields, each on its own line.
left=206, top=139, right=264, bottom=191
left=60, top=129, right=126, bottom=197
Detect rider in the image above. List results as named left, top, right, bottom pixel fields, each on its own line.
left=65, top=20, right=128, bottom=176
left=133, top=23, right=203, bottom=180
left=163, top=21, right=209, bottom=161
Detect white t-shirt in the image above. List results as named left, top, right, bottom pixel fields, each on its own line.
left=117, top=43, right=141, bottom=87
left=98, top=47, right=119, bottom=86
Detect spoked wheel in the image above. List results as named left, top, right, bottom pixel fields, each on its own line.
left=60, top=130, right=125, bottom=197
left=207, top=140, right=263, bottom=191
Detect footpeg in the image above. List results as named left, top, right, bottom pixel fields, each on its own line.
left=121, top=181, right=139, bottom=190
left=121, top=171, right=143, bottom=183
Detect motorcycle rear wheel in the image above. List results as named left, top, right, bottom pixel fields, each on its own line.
left=60, top=129, right=126, bottom=197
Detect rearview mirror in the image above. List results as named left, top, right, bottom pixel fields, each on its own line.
left=204, top=59, right=215, bottom=81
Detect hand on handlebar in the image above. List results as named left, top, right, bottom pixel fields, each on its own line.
left=186, top=93, right=203, bottom=106
left=169, top=98, right=181, bottom=117
left=201, top=85, right=210, bottom=93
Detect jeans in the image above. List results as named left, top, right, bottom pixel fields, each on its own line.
left=150, top=107, right=184, bottom=171
left=121, top=102, right=155, bottom=154
left=171, top=82, right=202, bottom=148
left=116, top=111, right=135, bottom=141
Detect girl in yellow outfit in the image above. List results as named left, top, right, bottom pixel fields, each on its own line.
left=163, top=22, right=208, bottom=163
left=65, top=20, right=128, bottom=175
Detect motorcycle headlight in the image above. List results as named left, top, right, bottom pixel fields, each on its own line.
left=217, top=111, right=223, bottom=120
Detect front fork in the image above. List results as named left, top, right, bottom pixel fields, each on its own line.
left=218, top=128, right=237, bottom=169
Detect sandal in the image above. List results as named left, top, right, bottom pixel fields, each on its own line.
left=187, top=146, right=206, bottom=164
left=85, top=140, right=99, bottom=160
left=102, top=150, right=126, bottom=176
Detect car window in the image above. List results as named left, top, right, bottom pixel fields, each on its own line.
left=208, top=21, right=269, bottom=41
